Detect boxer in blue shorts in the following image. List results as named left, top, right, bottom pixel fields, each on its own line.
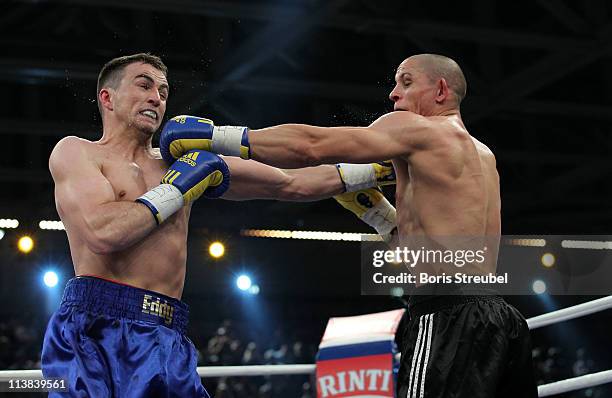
left=44, top=53, right=396, bottom=397
left=43, top=276, right=202, bottom=397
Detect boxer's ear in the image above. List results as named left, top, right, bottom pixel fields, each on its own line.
left=99, top=88, right=114, bottom=112
left=435, top=78, right=450, bottom=104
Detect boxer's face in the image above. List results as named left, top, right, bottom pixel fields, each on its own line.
left=389, top=59, right=437, bottom=116
left=112, top=62, right=168, bottom=135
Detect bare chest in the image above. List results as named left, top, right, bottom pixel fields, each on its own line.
left=100, top=156, right=165, bottom=201
left=391, top=158, right=412, bottom=203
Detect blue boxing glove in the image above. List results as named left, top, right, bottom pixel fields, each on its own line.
left=136, top=150, right=230, bottom=224
left=160, top=115, right=251, bottom=164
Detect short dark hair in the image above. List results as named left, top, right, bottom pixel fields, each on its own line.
left=96, top=53, right=168, bottom=114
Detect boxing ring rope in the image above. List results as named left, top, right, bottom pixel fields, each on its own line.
left=538, top=370, right=612, bottom=397
left=198, top=364, right=316, bottom=378
left=2, top=296, right=612, bottom=396
left=0, top=365, right=316, bottom=381
left=526, top=295, right=612, bottom=329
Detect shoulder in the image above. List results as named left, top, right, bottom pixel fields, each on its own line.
left=469, top=136, right=497, bottom=166
left=432, top=116, right=479, bottom=148
left=51, top=136, right=95, bottom=158
left=370, top=111, right=432, bottom=131
left=469, top=136, right=495, bottom=157
left=370, top=112, right=436, bottom=152
left=49, top=136, right=97, bottom=176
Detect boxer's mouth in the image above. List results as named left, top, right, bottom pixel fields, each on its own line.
left=140, top=110, right=158, bottom=120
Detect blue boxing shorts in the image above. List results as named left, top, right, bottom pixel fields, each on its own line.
left=41, top=276, right=209, bottom=398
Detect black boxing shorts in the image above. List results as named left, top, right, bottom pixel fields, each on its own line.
left=397, top=286, right=538, bottom=398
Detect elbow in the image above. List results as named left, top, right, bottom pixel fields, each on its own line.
left=277, top=174, right=317, bottom=202
left=85, top=224, right=121, bottom=255
left=280, top=183, right=315, bottom=202
left=89, top=244, right=114, bottom=256
left=86, top=234, right=116, bottom=255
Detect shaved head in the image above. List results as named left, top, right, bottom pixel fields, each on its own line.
left=405, top=54, right=467, bottom=105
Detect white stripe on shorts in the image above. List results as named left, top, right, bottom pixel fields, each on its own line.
left=419, top=313, right=435, bottom=398
left=407, top=315, right=425, bottom=397
left=407, top=314, right=434, bottom=398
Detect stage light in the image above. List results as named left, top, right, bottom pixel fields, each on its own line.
left=236, top=275, right=252, bottom=291
left=532, top=280, right=547, bottom=295
left=0, top=219, right=19, bottom=229
left=561, top=239, right=612, bottom=250
left=209, top=242, right=225, bottom=258
left=43, top=271, right=59, bottom=288
left=0, top=229, right=4, bottom=240
left=18, top=236, right=34, bottom=253
left=504, top=238, right=546, bottom=247
left=541, top=253, right=555, bottom=268
left=39, top=220, right=65, bottom=230
left=240, top=228, right=374, bottom=241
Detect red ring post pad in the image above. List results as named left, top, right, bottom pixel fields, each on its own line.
left=316, top=309, right=405, bottom=398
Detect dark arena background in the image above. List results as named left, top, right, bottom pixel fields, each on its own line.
left=1, top=1, right=611, bottom=397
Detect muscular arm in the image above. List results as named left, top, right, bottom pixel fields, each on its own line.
left=221, top=157, right=344, bottom=201
left=248, top=111, right=432, bottom=168
left=50, top=137, right=157, bottom=255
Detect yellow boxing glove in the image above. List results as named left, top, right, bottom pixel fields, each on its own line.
left=334, top=187, right=397, bottom=242
left=336, top=161, right=396, bottom=192
left=371, top=161, right=396, bottom=186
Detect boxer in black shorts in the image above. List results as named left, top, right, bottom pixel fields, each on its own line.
left=174, top=53, right=539, bottom=397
